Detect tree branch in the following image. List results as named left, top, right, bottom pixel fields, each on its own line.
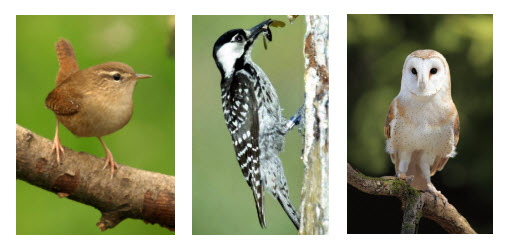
left=300, top=15, right=329, bottom=235
left=16, top=124, right=175, bottom=231
left=347, top=163, right=476, bottom=234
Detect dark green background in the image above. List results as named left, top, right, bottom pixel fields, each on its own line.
left=347, top=14, right=493, bottom=233
left=16, top=15, right=175, bottom=235
left=192, top=15, right=305, bottom=234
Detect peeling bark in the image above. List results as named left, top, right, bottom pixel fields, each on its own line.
left=16, top=124, right=175, bottom=231
left=299, top=15, right=329, bottom=235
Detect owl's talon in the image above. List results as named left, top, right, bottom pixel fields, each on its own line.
left=426, top=189, right=448, bottom=210
left=407, top=175, right=415, bottom=185
left=396, top=173, right=414, bottom=186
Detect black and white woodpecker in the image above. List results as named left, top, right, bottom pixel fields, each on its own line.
left=212, top=19, right=302, bottom=229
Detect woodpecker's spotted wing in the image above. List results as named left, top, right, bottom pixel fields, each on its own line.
left=221, top=71, right=266, bottom=228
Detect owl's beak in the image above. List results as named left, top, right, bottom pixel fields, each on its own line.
left=417, top=74, right=426, bottom=89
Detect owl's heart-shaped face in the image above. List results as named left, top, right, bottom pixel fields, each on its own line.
left=402, top=55, right=449, bottom=97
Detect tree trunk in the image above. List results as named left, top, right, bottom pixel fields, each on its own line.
left=299, top=15, right=329, bottom=235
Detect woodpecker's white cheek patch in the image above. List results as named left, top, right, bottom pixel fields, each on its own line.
left=217, top=43, right=244, bottom=78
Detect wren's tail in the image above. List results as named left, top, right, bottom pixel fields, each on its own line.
left=277, top=190, right=301, bottom=230
left=55, top=39, right=79, bottom=85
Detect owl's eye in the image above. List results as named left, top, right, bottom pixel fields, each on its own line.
left=430, top=68, right=438, bottom=74
left=113, top=73, right=121, bottom=81
left=411, top=68, right=417, bottom=75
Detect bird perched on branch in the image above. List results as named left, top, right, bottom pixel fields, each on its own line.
left=212, top=19, right=302, bottom=229
left=45, top=39, right=151, bottom=178
left=385, top=49, right=459, bottom=205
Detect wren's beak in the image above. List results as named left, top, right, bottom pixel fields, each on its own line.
left=136, top=74, right=152, bottom=80
left=247, top=19, right=273, bottom=41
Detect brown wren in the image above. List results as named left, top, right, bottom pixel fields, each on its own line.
left=45, top=39, right=151, bottom=178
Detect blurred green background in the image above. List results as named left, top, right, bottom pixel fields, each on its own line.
left=347, top=15, right=492, bottom=233
left=192, top=15, right=305, bottom=234
left=16, top=15, right=175, bottom=235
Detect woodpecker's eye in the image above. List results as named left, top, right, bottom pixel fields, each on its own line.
left=411, top=68, right=417, bottom=75
left=113, top=73, right=121, bottom=81
left=430, top=68, right=438, bottom=74
left=235, top=35, right=243, bottom=42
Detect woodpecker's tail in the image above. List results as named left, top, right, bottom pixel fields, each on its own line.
left=277, top=190, right=300, bottom=230
left=251, top=181, right=266, bottom=228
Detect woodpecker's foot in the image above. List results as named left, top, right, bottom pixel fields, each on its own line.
left=51, top=134, right=65, bottom=165
left=102, top=149, right=118, bottom=179
left=426, top=184, right=448, bottom=210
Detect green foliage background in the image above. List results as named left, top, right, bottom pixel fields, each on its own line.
left=16, top=15, right=175, bottom=235
left=192, top=15, right=305, bottom=234
left=347, top=15, right=493, bottom=233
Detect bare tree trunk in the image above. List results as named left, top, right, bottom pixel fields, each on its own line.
left=299, top=15, right=329, bottom=235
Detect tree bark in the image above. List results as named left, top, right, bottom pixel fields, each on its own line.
left=16, top=124, right=175, bottom=231
left=347, top=163, right=476, bottom=234
left=299, top=15, right=329, bottom=235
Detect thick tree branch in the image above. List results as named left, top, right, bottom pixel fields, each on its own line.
left=347, top=163, right=475, bottom=234
left=300, top=15, right=329, bottom=235
left=16, top=124, right=175, bottom=231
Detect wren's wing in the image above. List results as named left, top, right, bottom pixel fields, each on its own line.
left=222, top=71, right=265, bottom=228
left=45, top=83, right=81, bottom=115
left=55, top=39, right=79, bottom=85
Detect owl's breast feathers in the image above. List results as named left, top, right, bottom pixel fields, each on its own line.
left=385, top=96, right=459, bottom=157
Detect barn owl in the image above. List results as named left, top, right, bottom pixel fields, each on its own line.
left=384, top=49, right=459, bottom=205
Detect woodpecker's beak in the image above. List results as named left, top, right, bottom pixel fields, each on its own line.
left=136, top=74, right=152, bottom=80
left=247, top=19, right=273, bottom=41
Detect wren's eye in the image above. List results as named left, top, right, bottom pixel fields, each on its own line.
left=235, top=35, right=243, bottom=42
left=411, top=68, right=417, bottom=75
left=113, top=73, right=121, bottom=81
left=430, top=68, right=438, bottom=74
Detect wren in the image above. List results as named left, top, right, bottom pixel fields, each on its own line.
left=45, top=39, right=151, bottom=178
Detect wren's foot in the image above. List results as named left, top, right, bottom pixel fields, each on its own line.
left=98, top=137, right=118, bottom=179
left=426, top=183, right=448, bottom=209
left=51, top=135, right=65, bottom=165
left=51, top=121, right=64, bottom=165
left=102, top=148, right=118, bottom=179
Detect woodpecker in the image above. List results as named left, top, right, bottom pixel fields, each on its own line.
left=212, top=19, right=301, bottom=229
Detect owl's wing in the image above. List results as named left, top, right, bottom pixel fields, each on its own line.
left=453, top=110, right=460, bottom=146
left=55, top=39, right=79, bottom=85
left=384, top=100, right=396, bottom=140
left=45, top=83, right=81, bottom=115
left=431, top=108, right=460, bottom=175
left=384, top=99, right=399, bottom=165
